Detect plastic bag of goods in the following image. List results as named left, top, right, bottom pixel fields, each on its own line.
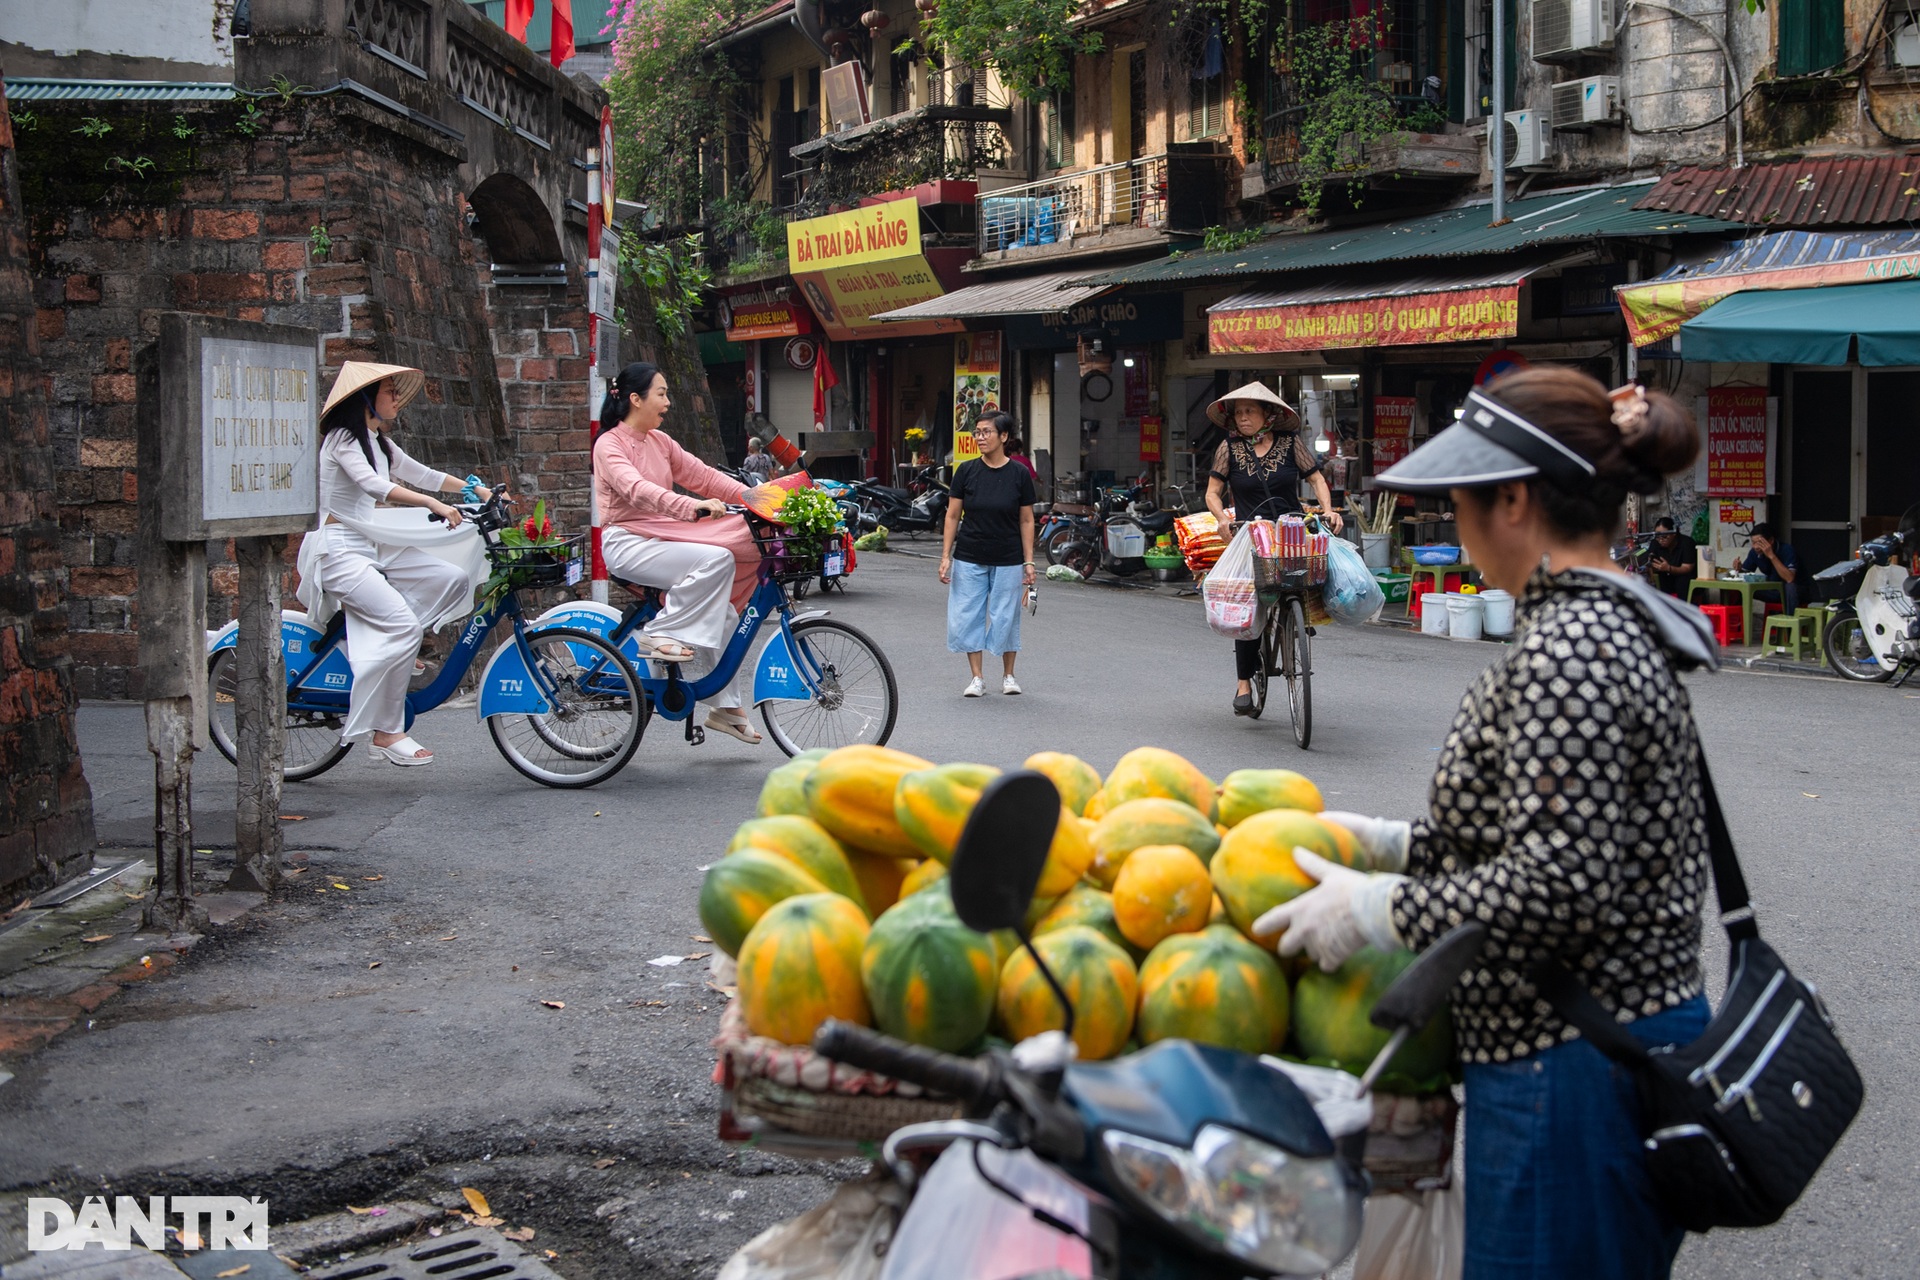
left=1175, top=511, right=1225, bottom=572
left=1323, top=536, right=1386, bottom=626
left=1203, top=523, right=1264, bottom=640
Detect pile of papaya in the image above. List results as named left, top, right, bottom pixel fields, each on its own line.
left=701, top=744, right=1453, bottom=1093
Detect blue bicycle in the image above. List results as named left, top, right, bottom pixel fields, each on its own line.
left=206, top=495, right=897, bottom=787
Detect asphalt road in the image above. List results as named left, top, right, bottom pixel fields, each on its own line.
left=3, top=547, right=1916, bottom=1278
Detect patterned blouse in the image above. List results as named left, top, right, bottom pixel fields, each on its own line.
left=1209, top=433, right=1321, bottom=521
left=1389, top=568, right=1718, bottom=1063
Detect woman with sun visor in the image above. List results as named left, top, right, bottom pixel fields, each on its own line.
left=1253, top=368, right=1716, bottom=1280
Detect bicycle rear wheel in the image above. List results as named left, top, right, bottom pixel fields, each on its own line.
left=1282, top=596, right=1312, bottom=749
left=759, top=618, right=898, bottom=755
left=206, top=649, right=352, bottom=780
left=487, top=627, right=646, bottom=787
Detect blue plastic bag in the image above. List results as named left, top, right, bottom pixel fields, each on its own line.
left=1324, top=536, right=1385, bottom=626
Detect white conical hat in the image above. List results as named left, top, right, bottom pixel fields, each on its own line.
left=1206, top=380, right=1298, bottom=428
left=321, top=361, right=425, bottom=417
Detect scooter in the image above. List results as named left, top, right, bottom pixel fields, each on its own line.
left=811, top=772, right=1484, bottom=1280
left=850, top=468, right=949, bottom=538
left=1055, top=485, right=1178, bottom=580
left=1811, top=506, right=1919, bottom=685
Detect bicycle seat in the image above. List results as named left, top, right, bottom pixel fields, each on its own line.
left=612, top=577, right=667, bottom=609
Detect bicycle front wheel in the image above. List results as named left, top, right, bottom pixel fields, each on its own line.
left=1282, top=597, right=1312, bottom=749
left=759, top=619, right=898, bottom=755
left=487, top=627, right=646, bottom=787
left=206, top=649, right=352, bottom=780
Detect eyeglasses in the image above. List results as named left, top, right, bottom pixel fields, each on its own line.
left=970, top=427, right=1000, bottom=437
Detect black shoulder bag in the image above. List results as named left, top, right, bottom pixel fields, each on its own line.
left=1532, top=762, right=1864, bottom=1233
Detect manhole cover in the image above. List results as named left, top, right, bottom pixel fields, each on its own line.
left=307, top=1227, right=565, bottom=1280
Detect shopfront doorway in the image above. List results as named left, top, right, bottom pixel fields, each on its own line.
left=1786, top=367, right=1920, bottom=573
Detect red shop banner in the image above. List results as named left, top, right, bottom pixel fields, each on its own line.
left=1705, top=386, right=1768, bottom=496
left=1210, top=286, right=1520, bottom=354
left=1139, top=415, right=1164, bottom=463
left=1372, top=397, right=1415, bottom=468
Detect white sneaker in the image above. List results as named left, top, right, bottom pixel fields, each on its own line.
left=1002, top=675, right=1022, bottom=695
left=962, top=677, right=985, bottom=698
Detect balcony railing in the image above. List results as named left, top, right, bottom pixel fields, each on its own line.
left=789, top=104, right=1013, bottom=213
left=977, top=149, right=1228, bottom=255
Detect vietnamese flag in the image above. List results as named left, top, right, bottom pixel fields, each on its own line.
left=549, top=0, right=575, bottom=66
left=505, top=0, right=533, bottom=39
left=812, top=339, right=839, bottom=428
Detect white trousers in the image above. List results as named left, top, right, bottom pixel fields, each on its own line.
left=315, top=525, right=471, bottom=742
left=600, top=527, right=744, bottom=711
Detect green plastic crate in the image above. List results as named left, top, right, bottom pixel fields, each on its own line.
left=1373, top=571, right=1412, bottom=603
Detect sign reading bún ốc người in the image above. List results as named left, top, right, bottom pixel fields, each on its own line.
left=1209, top=286, right=1520, bottom=354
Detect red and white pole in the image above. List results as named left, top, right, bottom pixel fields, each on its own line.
left=586, top=144, right=608, bottom=604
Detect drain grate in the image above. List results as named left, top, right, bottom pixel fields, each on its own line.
left=307, top=1227, right=566, bottom=1280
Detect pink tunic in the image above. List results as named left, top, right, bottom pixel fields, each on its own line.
left=594, top=426, right=759, bottom=610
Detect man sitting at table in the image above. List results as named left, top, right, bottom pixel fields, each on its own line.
left=1742, top=521, right=1800, bottom=611
left=1647, top=516, right=1699, bottom=597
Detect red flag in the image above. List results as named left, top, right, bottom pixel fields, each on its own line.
left=550, top=0, right=575, bottom=66
left=504, top=0, right=533, bottom=39
left=812, top=341, right=840, bottom=428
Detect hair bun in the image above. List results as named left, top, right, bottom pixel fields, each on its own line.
left=1619, top=389, right=1699, bottom=489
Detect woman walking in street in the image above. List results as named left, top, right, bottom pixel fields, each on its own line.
left=306, top=362, right=487, bottom=766
left=595, top=361, right=764, bottom=744
left=1203, top=381, right=1343, bottom=717
left=940, top=411, right=1037, bottom=697
left=1255, top=369, right=1713, bottom=1280
left=740, top=435, right=778, bottom=484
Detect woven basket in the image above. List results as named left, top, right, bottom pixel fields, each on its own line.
left=734, top=1075, right=963, bottom=1142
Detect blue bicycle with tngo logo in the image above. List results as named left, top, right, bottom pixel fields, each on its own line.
left=205, top=495, right=899, bottom=788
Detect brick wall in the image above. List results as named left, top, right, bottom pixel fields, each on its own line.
left=20, top=95, right=592, bottom=697
left=0, top=86, right=96, bottom=901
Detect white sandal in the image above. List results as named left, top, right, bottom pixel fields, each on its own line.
left=638, top=636, right=697, bottom=663
left=367, top=735, right=434, bottom=766
left=704, top=709, right=762, bottom=745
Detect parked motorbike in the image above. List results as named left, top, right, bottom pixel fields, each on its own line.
left=1812, top=505, right=1919, bottom=685
left=850, top=467, right=949, bottom=537
left=1037, top=500, right=1095, bottom=565
left=1054, top=485, right=1178, bottom=579
left=811, top=772, right=1484, bottom=1280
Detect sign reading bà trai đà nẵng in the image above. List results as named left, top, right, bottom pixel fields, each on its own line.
left=1210, top=286, right=1520, bottom=354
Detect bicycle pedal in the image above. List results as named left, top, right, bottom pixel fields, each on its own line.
left=686, top=725, right=706, bottom=746
left=1306, top=626, right=1317, bottom=636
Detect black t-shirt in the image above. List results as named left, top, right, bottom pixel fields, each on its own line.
left=951, top=458, right=1037, bottom=566
left=1649, top=533, right=1699, bottom=596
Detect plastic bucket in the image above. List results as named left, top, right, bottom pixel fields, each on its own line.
left=1445, top=594, right=1485, bottom=642
left=1479, top=588, right=1515, bottom=637
left=1361, top=532, right=1391, bottom=570
left=1420, top=593, right=1450, bottom=635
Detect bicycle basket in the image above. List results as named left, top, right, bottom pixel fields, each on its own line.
left=751, top=526, right=827, bottom=583
left=488, top=533, right=587, bottom=589
left=1254, top=553, right=1326, bottom=601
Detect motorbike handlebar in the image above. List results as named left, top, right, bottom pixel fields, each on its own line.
left=813, top=1020, right=999, bottom=1108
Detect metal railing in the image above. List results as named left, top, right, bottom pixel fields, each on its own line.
left=978, top=153, right=1186, bottom=254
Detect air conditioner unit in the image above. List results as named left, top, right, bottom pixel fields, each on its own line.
left=1551, top=76, right=1621, bottom=127
left=1532, top=0, right=1616, bottom=61
left=1492, top=110, right=1554, bottom=168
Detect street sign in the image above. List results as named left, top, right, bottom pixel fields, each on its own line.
left=157, top=315, right=319, bottom=542
left=594, top=224, right=619, bottom=323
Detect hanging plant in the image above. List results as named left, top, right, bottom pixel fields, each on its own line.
left=914, top=0, right=1102, bottom=102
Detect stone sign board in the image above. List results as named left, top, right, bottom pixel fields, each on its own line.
left=157, top=314, right=319, bottom=542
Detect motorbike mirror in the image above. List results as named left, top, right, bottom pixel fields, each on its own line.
left=948, top=771, right=1061, bottom=935
left=1369, top=922, right=1486, bottom=1035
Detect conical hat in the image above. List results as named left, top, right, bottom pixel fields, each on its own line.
left=1206, top=380, right=1297, bottom=428
left=321, top=361, right=425, bottom=417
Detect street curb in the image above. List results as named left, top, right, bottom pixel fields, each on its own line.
left=270, top=1201, right=443, bottom=1264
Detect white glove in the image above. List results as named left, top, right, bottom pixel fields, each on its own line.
left=1320, top=811, right=1412, bottom=874
left=1252, top=848, right=1407, bottom=972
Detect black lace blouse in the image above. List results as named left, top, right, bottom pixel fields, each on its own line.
left=1209, top=433, right=1321, bottom=521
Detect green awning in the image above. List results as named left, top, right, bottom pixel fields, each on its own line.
left=1677, top=278, right=1920, bottom=366
left=1074, top=184, right=1740, bottom=289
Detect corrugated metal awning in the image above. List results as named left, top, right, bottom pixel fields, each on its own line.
left=1617, top=228, right=1920, bottom=346
left=1074, top=184, right=1739, bottom=289
left=3, top=78, right=236, bottom=103
left=871, top=269, right=1112, bottom=322
left=1635, top=153, right=1920, bottom=226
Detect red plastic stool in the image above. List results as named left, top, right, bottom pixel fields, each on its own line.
left=1698, top=604, right=1744, bottom=646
